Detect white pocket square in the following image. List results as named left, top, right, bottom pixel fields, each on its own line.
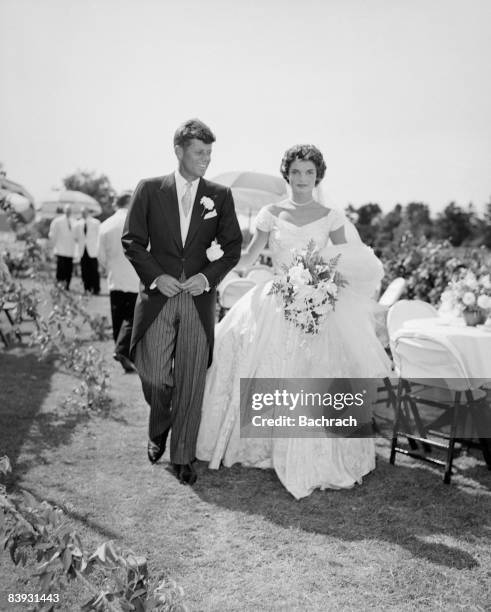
left=203, top=210, right=217, bottom=220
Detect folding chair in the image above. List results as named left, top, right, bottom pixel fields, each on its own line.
left=378, top=277, right=406, bottom=308
left=245, top=265, right=274, bottom=285
left=373, top=300, right=438, bottom=436
left=390, top=330, right=490, bottom=483
left=387, top=299, right=438, bottom=340
left=217, top=279, right=256, bottom=321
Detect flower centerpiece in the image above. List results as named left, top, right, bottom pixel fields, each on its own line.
left=440, top=270, right=491, bottom=326
left=268, top=240, right=348, bottom=334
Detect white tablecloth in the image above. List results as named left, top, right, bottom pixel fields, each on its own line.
left=398, top=317, right=491, bottom=380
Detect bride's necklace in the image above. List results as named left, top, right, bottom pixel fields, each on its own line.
left=289, top=198, right=315, bottom=207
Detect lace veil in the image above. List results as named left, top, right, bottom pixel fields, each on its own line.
left=314, top=182, right=362, bottom=244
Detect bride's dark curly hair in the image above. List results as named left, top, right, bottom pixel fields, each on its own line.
left=280, top=144, right=326, bottom=186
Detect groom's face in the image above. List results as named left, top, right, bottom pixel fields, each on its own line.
left=175, top=138, right=213, bottom=181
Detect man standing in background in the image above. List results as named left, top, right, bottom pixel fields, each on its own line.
left=98, top=192, right=139, bottom=373
left=48, top=204, right=77, bottom=290
left=76, top=206, right=101, bottom=294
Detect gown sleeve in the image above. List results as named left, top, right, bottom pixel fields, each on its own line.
left=254, top=206, right=274, bottom=232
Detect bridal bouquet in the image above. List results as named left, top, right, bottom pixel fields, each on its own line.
left=269, top=240, right=348, bottom=334
left=440, top=269, right=491, bottom=325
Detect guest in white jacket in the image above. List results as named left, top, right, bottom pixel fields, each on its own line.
left=98, top=192, right=140, bottom=372
left=48, top=204, right=77, bottom=290
left=76, top=207, right=101, bottom=294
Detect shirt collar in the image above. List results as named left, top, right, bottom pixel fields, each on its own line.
left=175, top=170, right=200, bottom=193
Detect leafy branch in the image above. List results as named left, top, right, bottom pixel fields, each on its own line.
left=1, top=456, right=186, bottom=612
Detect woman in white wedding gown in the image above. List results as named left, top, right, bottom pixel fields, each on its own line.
left=196, top=145, right=391, bottom=499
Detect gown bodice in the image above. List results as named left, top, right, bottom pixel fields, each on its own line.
left=255, top=206, right=346, bottom=272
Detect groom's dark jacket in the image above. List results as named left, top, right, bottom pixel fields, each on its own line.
left=122, top=173, right=242, bottom=365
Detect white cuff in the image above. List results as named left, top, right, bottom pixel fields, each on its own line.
left=149, top=279, right=158, bottom=290
left=198, top=273, right=210, bottom=292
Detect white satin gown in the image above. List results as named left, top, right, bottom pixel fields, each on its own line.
left=196, top=206, right=391, bottom=499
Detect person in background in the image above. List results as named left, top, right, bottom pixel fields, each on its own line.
left=48, top=204, right=77, bottom=290
left=76, top=206, right=101, bottom=294
left=98, top=192, right=139, bottom=373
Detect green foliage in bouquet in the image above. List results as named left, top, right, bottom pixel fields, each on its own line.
left=269, top=240, right=348, bottom=334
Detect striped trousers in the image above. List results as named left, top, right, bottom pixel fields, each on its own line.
left=134, top=290, right=209, bottom=464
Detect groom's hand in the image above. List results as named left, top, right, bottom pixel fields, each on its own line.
left=181, top=274, right=207, bottom=296
left=155, top=274, right=182, bottom=297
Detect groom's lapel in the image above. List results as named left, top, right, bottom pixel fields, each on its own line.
left=158, top=174, right=183, bottom=251
left=184, top=178, right=206, bottom=249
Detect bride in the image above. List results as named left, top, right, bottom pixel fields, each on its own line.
left=196, top=144, right=391, bottom=499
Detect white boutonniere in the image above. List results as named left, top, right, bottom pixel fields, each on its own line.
left=201, top=196, right=215, bottom=215
left=206, top=240, right=224, bottom=262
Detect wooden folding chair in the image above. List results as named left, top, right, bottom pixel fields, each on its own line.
left=390, top=330, right=490, bottom=483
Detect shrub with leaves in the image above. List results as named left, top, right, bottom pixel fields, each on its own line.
left=1, top=456, right=186, bottom=612
left=381, top=232, right=491, bottom=305
left=1, top=271, right=110, bottom=410
left=29, top=286, right=111, bottom=411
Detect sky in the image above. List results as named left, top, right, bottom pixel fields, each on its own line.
left=1, top=0, right=490, bottom=214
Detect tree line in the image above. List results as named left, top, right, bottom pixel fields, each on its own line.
left=346, top=200, right=491, bottom=251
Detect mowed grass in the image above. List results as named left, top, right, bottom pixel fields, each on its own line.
left=1, top=287, right=491, bottom=611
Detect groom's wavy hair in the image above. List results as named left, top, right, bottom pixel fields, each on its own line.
left=174, top=119, right=216, bottom=149
left=280, top=144, right=326, bottom=186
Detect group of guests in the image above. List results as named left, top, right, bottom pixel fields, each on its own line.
left=48, top=194, right=140, bottom=372
left=48, top=204, right=101, bottom=294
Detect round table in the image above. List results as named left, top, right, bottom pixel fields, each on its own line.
left=398, top=317, right=491, bottom=380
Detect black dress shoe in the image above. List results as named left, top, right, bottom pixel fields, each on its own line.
left=113, top=352, right=136, bottom=373
left=182, top=462, right=197, bottom=485
left=147, top=430, right=169, bottom=464
left=172, top=461, right=197, bottom=485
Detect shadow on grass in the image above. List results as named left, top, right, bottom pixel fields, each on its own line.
left=193, top=452, right=489, bottom=571
left=19, top=485, right=122, bottom=542
left=0, top=350, right=90, bottom=480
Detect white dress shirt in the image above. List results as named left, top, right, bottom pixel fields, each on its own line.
left=150, top=171, right=209, bottom=291
left=48, top=214, right=77, bottom=257
left=75, top=216, right=101, bottom=258
left=174, top=170, right=199, bottom=245
left=98, top=208, right=140, bottom=293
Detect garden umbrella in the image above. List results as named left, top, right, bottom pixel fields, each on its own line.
left=212, top=171, right=287, bottom=230
left=37, top=190, right=101, bottom=218
left=0, top=176, right=36, bottom=223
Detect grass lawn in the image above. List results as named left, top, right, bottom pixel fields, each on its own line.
left=1, top=285, right=491, bottom=611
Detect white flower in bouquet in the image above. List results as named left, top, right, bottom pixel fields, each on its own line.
left=324, top=280, right=338, bottom=297
left=269, top=240, right=348, bottom=334
left=480, top=274, right=491, bottom=290
left=296, top=310, right=311, bottom=328
left=463, top=271, right=478, bottom=290
left=462, top=291, right=476, bottom=306
left=312, top=285, right=328, bottom=302
left=477, top=294, right=491, bottom=310
left=296, top=284, right=312, bottom=301
left=315, top=301, right=334, bottom=316
left=289, top=264, right=312, bottom=286
left=440, top=289, right=453, bottom=303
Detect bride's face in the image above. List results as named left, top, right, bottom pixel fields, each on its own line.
left=288, top=159, right=317, bottom=196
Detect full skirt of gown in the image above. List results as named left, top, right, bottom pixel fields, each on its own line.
left=196, top=242, right=391, bottom=499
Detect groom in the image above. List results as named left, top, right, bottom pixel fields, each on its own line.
left=122, top=119, right=242, bottom=484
